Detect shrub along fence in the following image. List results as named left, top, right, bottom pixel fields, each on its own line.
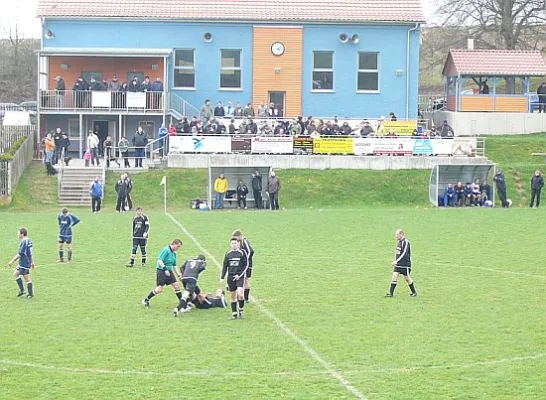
left=0, top=127, right=36, bottom=201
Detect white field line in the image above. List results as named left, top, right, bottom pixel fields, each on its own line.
left=165, top=212, right=367, bottom=400
left=433, top=262, right=546, bottom=280
left=1, top=352, right=544, bottom=378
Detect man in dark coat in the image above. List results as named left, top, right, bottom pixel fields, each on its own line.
left=252, top=169, right=263, bottom=209
left=493, top=170, right=509, bottom=208
left=530, top=170, right=544, bottom=208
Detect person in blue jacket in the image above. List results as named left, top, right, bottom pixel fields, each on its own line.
left=443, top=183, right=456, bottom=207
left=89, top=177, right=103, bottom=214
left=463, top=182, right=473, bottom=206
left=57, top=208, right=81, bottom=263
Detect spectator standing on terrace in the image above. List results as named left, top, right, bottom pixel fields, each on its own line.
left=247, top=119, right=258, bottom=135
left=59, top=132, right=71, bottom=164
left=224, top=101, right=235, bottom=117
left=257, top=102, right=267, bottom=118
left=494, top=170, right=509, bottom=208
left=201, top=99, right=213, bottom=123
left=54, top=76, right=65, bottom=108
left=104, top=136, right=119, bottom=168
left=151, top=77, right=164, bottom=109
left=444, top=184, right=455, bottom=207
left=73, top=77, right=87, bottom=108
left=244, top=103, right=255, bottom=118
left=119, top=136, right=130, bottom=168
left=89, top=177, right=103, bottom=214
left=340, top=122, right=352, bottom=136
left=53, top=128, right=62, bottom=165
left=214, top=174, right=228, bottom=210
left=297, top=116, right=305, bottom=134
left=252, top=169, right=263, bottom=209
left=236, top=180, right=249, bottom=209
left=158, top=124, right=168, bottom=157
left=129, top=76, right=140, bottom=92
left=44, top=133, right=55, bottom=164
left=481, top=81, right=490, bottom=94
left=108, top=76, right=121, bottom=91
left=530, top=170, right=544, bottom=208
left=141, top=76, right=151, bottom=92
left=234, top=102, right=244, bottom=118
left=268, top=102, right=280, bottom=118
left=267, top=171, right=281, bottom=211
left=228, top=119, right=236, bottom=134
left=132, top=126, right=148, bottom=168
left=389, top=112, right=397, bottom=121
left=290, top=119, right=302, bottom=136
left=87, top=130, right=100, bottom=166
left=537, top=82, right=546, bottom=113
left=115, top=174, right=129, bottom=213
left=439, top=120, right=454, bottom=137
left=214, top=101, right=225, bottom=117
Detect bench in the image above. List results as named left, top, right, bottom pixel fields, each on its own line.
left=212, top=195, right=268, bottom=209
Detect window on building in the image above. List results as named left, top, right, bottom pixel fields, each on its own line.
left=82, top=72, right=103, bottom=84
left=312, top=51, right=334, bottom=91
left=174, top=49, right=195, bottom=88
left=220, top=49, right=242, bottom=89
left=138, top=121, right=155, bottom=136
left=68, top=119, right=79, bottom=139
left=357, top=52, right=379, bottom=92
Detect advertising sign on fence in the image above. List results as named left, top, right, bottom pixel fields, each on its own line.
left=126, top=92, right=146, bottom=108
left=293, top=136, right=314, bottom=154
left=92, top=92, right=111, bottom=108
left=383, top=120, right=418, bottom=135
left=231, top=137, right=252, bottom=152
left=251, top=136, right=293, bottom=154
left=372, top=138, right=414, bottom=155
left=169, top=136, right=232, bottom=153
left=353, top=138, right=374, bottom=155
left=431, top=138, right=477, bottom=156
left=313, top=137, right=354, bottom=154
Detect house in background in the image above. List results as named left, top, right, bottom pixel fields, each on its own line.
left=37, top=0, right=424, bottom=155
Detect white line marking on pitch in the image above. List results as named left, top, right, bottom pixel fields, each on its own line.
left=433, top=262, right=546, bottom=280
left=165, top=212, right=367, bottom=400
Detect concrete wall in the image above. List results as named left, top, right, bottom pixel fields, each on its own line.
left=168, top=154, right=488, bottom=170
left=430, top=111, right=546, bottom=135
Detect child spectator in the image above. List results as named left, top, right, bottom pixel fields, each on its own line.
left=84, top=148, right=92, bottom=167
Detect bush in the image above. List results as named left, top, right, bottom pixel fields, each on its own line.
left=0, top=136, right=29, bottom=161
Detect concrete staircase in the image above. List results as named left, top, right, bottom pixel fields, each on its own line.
left=58, top=166, right=104, bottom=207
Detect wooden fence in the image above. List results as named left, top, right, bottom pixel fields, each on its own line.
left=0, top=129, right=36, bottom=199
left=0, top=125, right=34, bottom=154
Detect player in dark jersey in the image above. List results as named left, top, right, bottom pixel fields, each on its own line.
left=232, top=229, right=254, bottom=302
left=385, top=229, right=417, bottom=297
left=220, top=238, right=248, bottom=319
left=193, top=289, right=227, bottom=309
left=141, top=239, right=183, bottom=309
left=8, top=228, right=35, bottom=298
left=126, top=207, right=150, bottom=267
left=57, top=208, right=80, bottom=263
left=173, top=254, right=207, bottom=317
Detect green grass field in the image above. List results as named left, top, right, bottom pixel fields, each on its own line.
left=1, top=208, right=545, bottom=399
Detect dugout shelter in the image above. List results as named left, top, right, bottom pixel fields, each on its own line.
left=208, top=165, right=272, bottom=209
left=429, top=163, right=496, bottom=207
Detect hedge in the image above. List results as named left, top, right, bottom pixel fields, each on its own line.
left=0, top=136, right=29, bottom=161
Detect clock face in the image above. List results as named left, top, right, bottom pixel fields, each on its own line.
left=271, top=42, right=285, bottom=56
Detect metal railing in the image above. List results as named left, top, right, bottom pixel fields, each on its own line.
left=101, top=138, right=165, bottom=170
left=39, top=90, right=165, bottom=112
left=168, top=92, right=201, bottom=119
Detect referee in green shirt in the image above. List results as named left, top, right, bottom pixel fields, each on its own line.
left=142, top=239, right=183, bottom=308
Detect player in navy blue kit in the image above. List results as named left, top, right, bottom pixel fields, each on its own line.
left=8, top=228, right=35, bottom=298
left=232, top=229, right=254, bottom=302
left=57, top=208, right=80, bottom=263
left=173, top=254, right=207, bottom=316
left=126, top=207, right=150, bottom=267
left=385, top=229, right=417, bottom=297
left=220, top=238, right=248, bottom=319
left=193, top=289, right=227, bottom=309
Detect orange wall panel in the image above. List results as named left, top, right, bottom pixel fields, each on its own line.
left=461, top=96, right=494, bottom=112
left=446, top=96, right=457, bottom=111
left=252, top=27, right=302, bottom=117
left=495, top=97, right=528, bottom=112
left=48, top=57, right=165, bottom=89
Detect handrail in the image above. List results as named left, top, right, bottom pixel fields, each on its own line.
left=168, top=92, right=201, bottom=119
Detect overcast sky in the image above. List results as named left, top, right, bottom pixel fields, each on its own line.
left=0, top=0, right=438, bottom=39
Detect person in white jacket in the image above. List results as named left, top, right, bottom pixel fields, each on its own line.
left=86, top=130, right=100, bottom=166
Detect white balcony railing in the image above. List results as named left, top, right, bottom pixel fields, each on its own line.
left=39, top=90, right=165, bottom=112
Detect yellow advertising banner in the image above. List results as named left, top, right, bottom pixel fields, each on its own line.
left=313, top=138, right=354, bottom=154
left=382, top=120, right=418, bottom=135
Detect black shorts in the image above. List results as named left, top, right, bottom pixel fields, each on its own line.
left=16, top=267, right=30, bottom=276
left=59, top=235, right=72, bottom=244
left=227, top=275, right=245, bottom=292
left=394, top=266, right=412, bottom=276
left=156, top=269, right=177, bottom=286
left=246, top=267, right=253, bottom=278
left=182, top=278, right=201, bottom=296
left=133, top=238, right=147, bottom=247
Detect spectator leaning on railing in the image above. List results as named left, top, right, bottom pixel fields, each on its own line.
left=132, top=127, right=148, bottom=168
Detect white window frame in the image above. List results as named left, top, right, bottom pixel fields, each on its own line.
left=219, top=49, right=242, bottom=91
left=356, top=52, right=380, bottom=93
left=312, top=51, right=335, bottom=92
left=173, top=49, right=196, bottom=90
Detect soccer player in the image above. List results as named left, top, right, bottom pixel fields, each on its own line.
left=193, top=289, right=227, bottom=310
left=126, top=207, right=150, bottom=268
left=173, top=254, right=207, bottom=317
left=141, top=238, right=183, bottom=309
left=385, top=229, right=417, bottom=297
left=8, top=228, right=35, bottom=298
left=220, top=238, right=248, bottom=319
left=57, top=208, right=80, bottom=263
left=232, top=229, right=254, bottom=302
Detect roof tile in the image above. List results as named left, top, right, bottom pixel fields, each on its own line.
left=446, top=49, right=546, bottom=76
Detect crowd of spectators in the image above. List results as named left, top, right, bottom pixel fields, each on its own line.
left=443, top=179, right=492, bottom=207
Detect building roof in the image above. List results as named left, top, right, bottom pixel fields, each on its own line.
left=443, top=49, right=546, bottom=77
left=37, top=0, right=425, bottom=23
left=38, top=47, right=173, bottom=57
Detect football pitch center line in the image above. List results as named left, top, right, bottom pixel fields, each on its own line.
left=165, top=212, right=367, bottom=400
left=433, top=262, right=546, bottom=280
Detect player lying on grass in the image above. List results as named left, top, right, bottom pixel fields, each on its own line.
left=173, top=254, right=207, bottom=317
left=192, top=289, right=227, bottom=309
left=8, top=228, right=35, bottom=298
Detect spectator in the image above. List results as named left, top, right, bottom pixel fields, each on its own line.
left=129, top=76, right=140, bottom=92
left=429, top=127, right=438, bottom=138
left=494, top=169, right=509, bottom=208
left=104, top=135, right=119, bottom=167
left=455, top=181, right=465, bottom=207
left=44, top=133, right=55, bottom=164
left=214, top=173, right=228, bottom=210
left=59, top=132, right=71, bottom=164
left=234, top=102, right=244, bottom=118
left=247, top=119, right=258, bottom=135
left=244, top=103, right=255, bottom=118
left=214, top=101, right=225, bottom=117
left=141, top=76, right=151, bottom=92
left=191, top=126, right=199, bottom=135
left=119, top=81, right=128, bottom=108
left=471, top=179, right=482, bottom=206
left=132, top=126, right=148, bottom=168
left=386, top=129, right=397, bottom=138
left=463, top=182, right=473, bottom=206
left=273, top=120, right=284, bottom=136
left=257, top=102, right=267, bottom=118
left=228, top=118, right=236, bottom=134
left=89, top=76, right=102, bottom=91
left=151, top=77, right=163, bottom=92
left=389, top=112, right=397, bottom=121
left=158, top=123, right=168, bottom=157
left=224, top=101, right=234, bottom=117
left=108, top=76, right=121, bottom=91
left=252, top=169, right=262, bottom=209
left=201, top=99, right=213, bottom=123
left=89, top=177, right=103, bottom=214
left=83, top=148, right=92, bottom=167
left=308, top=121, right=318, bottom=136
left=168, top=123, right=177, bottom=135
left=151, top=77, right=164, bottom=109
left=361, top=121, right=374, bottom=137
left=530, top=170, right=544, bottom=208
left=268, top=102, right=280, bottom=118
left=87, top=130, right=100, bottom=166
left=481, top=81, right=490, bottom=94
left=340, top=122, right=352, bottom=136
left=53, top=128, right=62, bottom=165
left=124, top=174, right=134, bottom=210
left=115, top=174, right=129, bottom=213
left=267, top=171, right=281, bottom=210
left=439, top=120, right=454, bottom=137
left=480, top=180, right=491, bottom=202
left=236, top=180, right=249, bottom=209
left=304, top=116, right=313, bottom=131
left=118, top=136, right=130, bottom=168
left=54, top=76, right=65, bottom=108
left=537, top=82, right=546, bottom=113
left=73, top=77, right=87, bottom=108
left=290, top=119, right=302, bottom=136
left=443, top=183, right=455, bottom=207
